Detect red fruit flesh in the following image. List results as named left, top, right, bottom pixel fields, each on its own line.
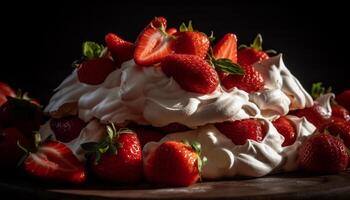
left=105, top=33, right=134, bottom=67
left=215, top=119, right=267, bottom=145
left=237, top=48, right=269, bottom=66
left=336, top=90, right=350, bottom=113
left=291, top=104, right=331, bottom=131
left=161, top=54, right=219, bottom=94
left=272, top=117, right=297, bottom=146
left=174, top=31, right=210, bottom=59
left=298, top=134, right=348, bottom=174
left=144, top=141, right=199, bottom=187
left=50, top=116, right=86, bottom=143
left=91, top=133, right=142, bottom=183
left=77, top=58, right=115, bottom=85
left=24, top=141, right=86, bottom=183
left=213, top=33, right=237, bottom=62
left=0, top=82, right=16, bottom=98
left=166, top=27, right=177, bottom=35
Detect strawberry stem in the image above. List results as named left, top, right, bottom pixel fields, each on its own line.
left=251, top=33, right=263, bottom=51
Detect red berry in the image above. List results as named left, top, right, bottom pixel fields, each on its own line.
left=77, top=58, right=115, bottom=85
left=331, top=104, right=350, bottom=121
left=159, top=123, right=191, bottom=133
left=238, top=48, right=269, bottom=66
left=105, top=33, right=134, bottom=67
left=0, top=82, right=16, bottom=106
left=327, top=118, right=350, bottom=149
left=272, top=117, right=297, bottom=146
left=129, top=124, right=165, bottom=147
left=298, top=133, right=348, bottom=174
left=213, top=33, right=237, bottom=62
left=335, top=90, right=350, bottom=114
left=174, top=31, right=210, bottom=59
left=291, top=104, right=331, bottom=131
left=50, top=116, right=86, bottom=143
left=215, top=119, right=267, bottom=145
left=161, top=54, right=219, bottom=94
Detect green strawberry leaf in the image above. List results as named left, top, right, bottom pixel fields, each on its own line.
left=251, top=33, right=263, bottom=51
left=213, top=58, right=245, bottom=75
left=311, top=82, right=332, bottom=99
left=208, top=31, right=216, bottom=43
left=179, top=20, right=194, bottom=32
left=82, top=41, right=104, bottom=59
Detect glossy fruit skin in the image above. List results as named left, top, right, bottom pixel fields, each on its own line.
left=0, top=82, right=16, bottom=106
left=237, top=47, right=269, bottom=66
left=134, top=17, right=174, bottom=66
left=77, top=58, right=116, bottom=85
left=91, top=132, right=142, bottom=183
left=161, top=54, right=219, bottom=94
left=336, top=90, right=350, bottom=112
left=298, top=133, right=348, bottom=174
left=272, top=117, right=297, bottom=146
left=331, top=104, right=350, bottom=121
left=215, top=119, right=267, bottom=145
left=0, top=128, right=31, bottom=170
left=50, top=116, right=86, bottom=143
left=213, top=33, right=237, bottom=62
left=129, top=124, right=164, bottom=147
left=24, top=141, right=86, bottom=184
left=291, top=104, right=331, bottom=131
left=144, top=141, right=200, bottom=187
left=327, top=118, right=350, bottom=149
left=105, top=33, right=134, bottom=67
left=0, top=97, right=43, bottom=135
left=174, top=31, right=210, bottom=59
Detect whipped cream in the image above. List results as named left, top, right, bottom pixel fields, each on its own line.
left=250, top=54, right=313, bottom=119
left=45, top=60, right=260, bottom=128
left=143, top=117, right=315, bottom=179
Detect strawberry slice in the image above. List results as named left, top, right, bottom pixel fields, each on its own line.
left=166, top=27, right=177, bottom=35
left=105, top=33, right=134, bottom=67
left=213, top=33, right=237, bottom=62
left=22, top=141, right=86, bottom=184
left=134, top=17, right=174, bottom=66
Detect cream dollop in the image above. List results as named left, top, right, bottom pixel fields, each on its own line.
left=250, top=54, right=313, bottom=119
left=143, top=117, right=315, bottom=179
left=45, top=60, right=260, bottom=128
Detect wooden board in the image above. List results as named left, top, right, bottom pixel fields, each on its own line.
left=1, top=171, right=350, bottom=200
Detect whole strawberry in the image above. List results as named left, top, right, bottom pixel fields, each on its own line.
left=331, top=104, right=350, bottom=121
left=0, top=96, right=43, bottom=135
left=298, top=133, right=348, bottom=174
left=215, top=119, right=267, bottom=145
left=291, top=104, right=331, bottom=131
left=327, top=118, right=350, bottom=149
left=0, top=128, right=31, bottom=170
left=272, top=116, right=297, bottom=146
left=50, top=116, right=86, bottom=143
left=105, top=33, right=134, bottom=67
left=237, top=34, right=269, bottom=66
left=82, top=123, right=142, bottom=183
left=144, top=140, right=204, bottom=187
left=128, top=124, right=165, bottom=148
left=20, top=135, right=86, bottom=184
left=161, top=54, right=219, bottom=94
left=336, top=90, right=350, bottom=112
left=76, top=41, right=116, bottom=85
left=174, top=21, right=209, bottom=59
left=0, top=82, right=16, bottom=106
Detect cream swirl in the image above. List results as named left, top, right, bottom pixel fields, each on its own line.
left=45, top=60, right=260, bottom=128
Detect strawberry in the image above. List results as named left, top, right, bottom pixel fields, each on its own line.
left=128, top=124, right=165, bottom=147
left=298, top=133, right=348, bottom=174
left=161, top=54, right=219, bottom=94
left=82, top=124, right=142, bottom=183
left=174, top=32, right=209, bottom=59
left=50, top=116, right=86, bottom=143
left=0, top=82, right=16, bottom=106
left=134, top=17, right=174, bottom=66
left=0, top=128, right=31, bottom=170
left=327, top=118, right=350, bottom=149
left=159, top=122, right=191, bottom=133
left=336, top=90, right=350, bottom=112
left=21, top=139, right=86, bottom=184
left=77, top=58, right=115, bottom=85
left=213, top=33, right=237, bottom=62
left=215, top=119, right=267, bottom=145
left=331, top=104, right=350, bottom=121
left=144, top=140, right=204, bottom=187
left=166, top=27, right=177, bottom=35
left=272, top=116, right=297, bottom=146
left=291, top=104, right=331, bottom=131
left=0, top=96, right=43, bottom=135
left=237, top=34, right=269, bottom=66
left=105, top=33, right=134, bottom=67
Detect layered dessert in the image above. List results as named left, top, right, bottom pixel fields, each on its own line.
left=2, top=17, right=349, bottom=187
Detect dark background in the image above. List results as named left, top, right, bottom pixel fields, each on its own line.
left=1, top=1, right=348, bottom=104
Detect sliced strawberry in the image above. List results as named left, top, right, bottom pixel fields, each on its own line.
left=166, top=27, right=177, bottom=35
left=134, top=17, right=174, bottom=66
left=77, top=58, right=115, bottom=85
left=105, top=33, right=134, bottom=67
left=23, top=141, right=86, bottom=184
left=213, top=33, right=237, bottom=62
left=272, top=116, right=297, bottom=146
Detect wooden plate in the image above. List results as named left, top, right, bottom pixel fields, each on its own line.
left=1, top=171, right=350, bottom=200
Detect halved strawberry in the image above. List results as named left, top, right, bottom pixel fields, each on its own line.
left=166, top=27, right=177, bottom=35
left=22, top=140, right=86, bottom=184
left=213, top=33, right=237, bottom=62
left=134, top=17, right=174, bottom=66
left=105, top=33, right=134, bottom=67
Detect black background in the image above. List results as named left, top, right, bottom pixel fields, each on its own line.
left=1, top=1, right=349, bottom=104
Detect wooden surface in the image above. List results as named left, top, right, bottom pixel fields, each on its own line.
left=1, top=171, right=350, bottom=200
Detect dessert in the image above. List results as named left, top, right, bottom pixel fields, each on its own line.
left=1, top=17, right=349, bottom=187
